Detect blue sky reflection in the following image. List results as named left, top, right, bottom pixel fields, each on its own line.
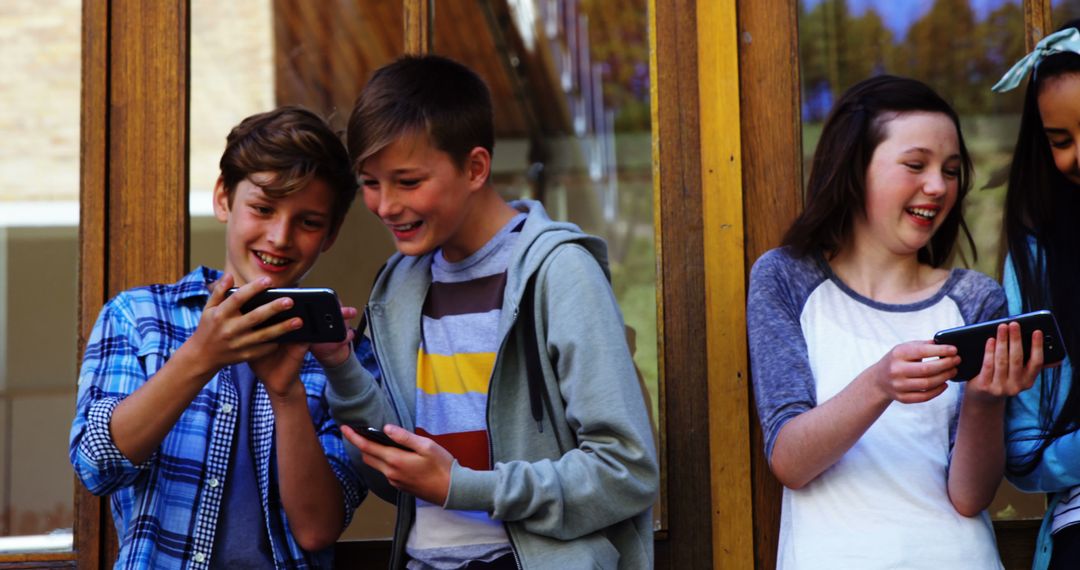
left=802, top=0, right=1021, bottom=39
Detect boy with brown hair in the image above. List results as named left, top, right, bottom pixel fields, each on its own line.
left=315, top=55, right=658, bottom=569
left=70, top=106, right=363, bottom=569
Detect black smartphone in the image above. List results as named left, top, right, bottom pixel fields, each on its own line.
left=933, top=310, right=1066, bottom=381
left=225, top=287, right=346, bottom=343
left=353, top=426, right=413, bottom=452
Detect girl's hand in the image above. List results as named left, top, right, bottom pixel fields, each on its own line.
left=966, top=322, right=1042, bottom=403
left=310, top=306, right=359, bottom=368
left=342, top=424, right=454, bottom=506
left=869, top=341, right=960, bottom=404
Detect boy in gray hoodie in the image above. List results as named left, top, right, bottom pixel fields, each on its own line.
left=313, top=55, right=657, bottom=570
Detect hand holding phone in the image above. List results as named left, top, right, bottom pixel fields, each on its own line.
left=353, top=425, right=414, bottom=452
left=226, top=287, right=347, bottom=344
left=934, top=310, right=1066, bottom=381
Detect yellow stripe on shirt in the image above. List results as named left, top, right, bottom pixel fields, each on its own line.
left=416, top=349, right=496, bottom=395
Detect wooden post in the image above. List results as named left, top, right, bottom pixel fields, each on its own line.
left=76, top=0, right=109, bottom=565
left=404, top=0, right=433, bottom=55
left=736, top=0, right=804, bottom=568
left=1025, top=0, right=1054, bottom=50
left=697, top=1, right=754, bottom=569
left=649, top=0, right=714, bottom=565
left=78, top=0, right=189, bottom=566
left=107, top=0, right=189, bottom=290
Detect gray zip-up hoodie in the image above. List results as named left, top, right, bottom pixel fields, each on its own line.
left=325, top=200, right=658, bottom=569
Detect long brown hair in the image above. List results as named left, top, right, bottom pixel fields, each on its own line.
left=782, top=75, right=975, bottom=267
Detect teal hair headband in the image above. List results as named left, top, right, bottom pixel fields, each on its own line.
left=992, top=27, right=1080, bottom=93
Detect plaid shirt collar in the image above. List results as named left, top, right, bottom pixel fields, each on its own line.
left=174, top=266, right=221, bottom=305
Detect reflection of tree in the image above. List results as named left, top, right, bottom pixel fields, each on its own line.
left=798, top=0, right=1027, bottom=116
left=580, top=0, right=649, bottom=132
left=1055, top=2, right=1080, bottom=28
left=978, top=2, right=1025, bottom=113
left=800, top=1, right=893, bottom=120
left=902, top=0, right=978, bottom=109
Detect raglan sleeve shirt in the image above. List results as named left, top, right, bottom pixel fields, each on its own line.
left=746, top=248, right=821, bottom=463
left=746, top=249, right=1006, bottom=465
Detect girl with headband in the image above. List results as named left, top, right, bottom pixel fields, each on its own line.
left=997, top=18, right=1080, bottom=570
left=747, top=75, right=1042, bottom=569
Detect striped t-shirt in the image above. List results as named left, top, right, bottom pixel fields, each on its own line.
left=406, top=214, right=526, bottom=569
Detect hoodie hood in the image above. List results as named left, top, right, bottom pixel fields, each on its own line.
left=342, top=198, right=655, bottom=570
left=368, top=199, right=608, bottom=311
left=361, top=198, right=610, bottom=426
left=505, top=199, right=610, bottom=300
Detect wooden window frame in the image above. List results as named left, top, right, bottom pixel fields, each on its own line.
left=71, top=0, right=1060, bottom=568
left=74, top=0, right=190, bottom=568
left=71, top=0, right=749, bottom=568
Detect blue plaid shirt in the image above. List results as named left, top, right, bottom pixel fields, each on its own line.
left=69, top=267, right=364, bottom=569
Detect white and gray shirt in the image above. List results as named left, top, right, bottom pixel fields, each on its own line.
left=748, top=247, right=1006, bottom=570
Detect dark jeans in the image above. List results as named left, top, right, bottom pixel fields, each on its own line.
left=1050, top=523, right=1080, bottom=570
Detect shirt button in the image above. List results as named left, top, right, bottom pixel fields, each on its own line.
left=208, top=477, right=219, bottom=488
left=220, top=403, right=234, bottom=414
left=194, top=552, right=206, bottom=563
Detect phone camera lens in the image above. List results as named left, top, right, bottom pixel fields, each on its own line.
left=324, top=314, right=334, bottom=327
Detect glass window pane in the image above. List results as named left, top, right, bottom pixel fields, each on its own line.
left=188, top=0, right=401, bottom=541
left=1054, top=0, right=1080, bottom=27
left=434, top=0, right=662, bottom=529
left=0, top=0, right=79, bottom=551
left=797, top=0, right=1043, bottom=522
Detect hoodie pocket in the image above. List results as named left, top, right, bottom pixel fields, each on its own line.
left=581, top=531, right=620, bottom=569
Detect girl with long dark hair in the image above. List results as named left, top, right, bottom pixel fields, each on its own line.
left=997, top=19, right=1080, bottom=570
left=748, top=75, right=1043, bottom=568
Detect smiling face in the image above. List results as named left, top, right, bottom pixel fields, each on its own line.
left=1038, top=73, right=1080, bottom=187
left=213, top=172, right=338, bottom=287
left=360, top=132, right=490, bottom=261
left=854, top=111, right=961, bottom=258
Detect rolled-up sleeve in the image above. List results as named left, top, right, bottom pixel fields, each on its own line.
left=69, top=298, right=156, bottom=495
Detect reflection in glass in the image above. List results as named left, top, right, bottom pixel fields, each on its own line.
left=0, top=0, right=80, bottom=550
left=798, top=0, right=1045, bottom=521
left=1054, top=0, right=1080, bottom=27
left=189, top=0, right=274, bottom=216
